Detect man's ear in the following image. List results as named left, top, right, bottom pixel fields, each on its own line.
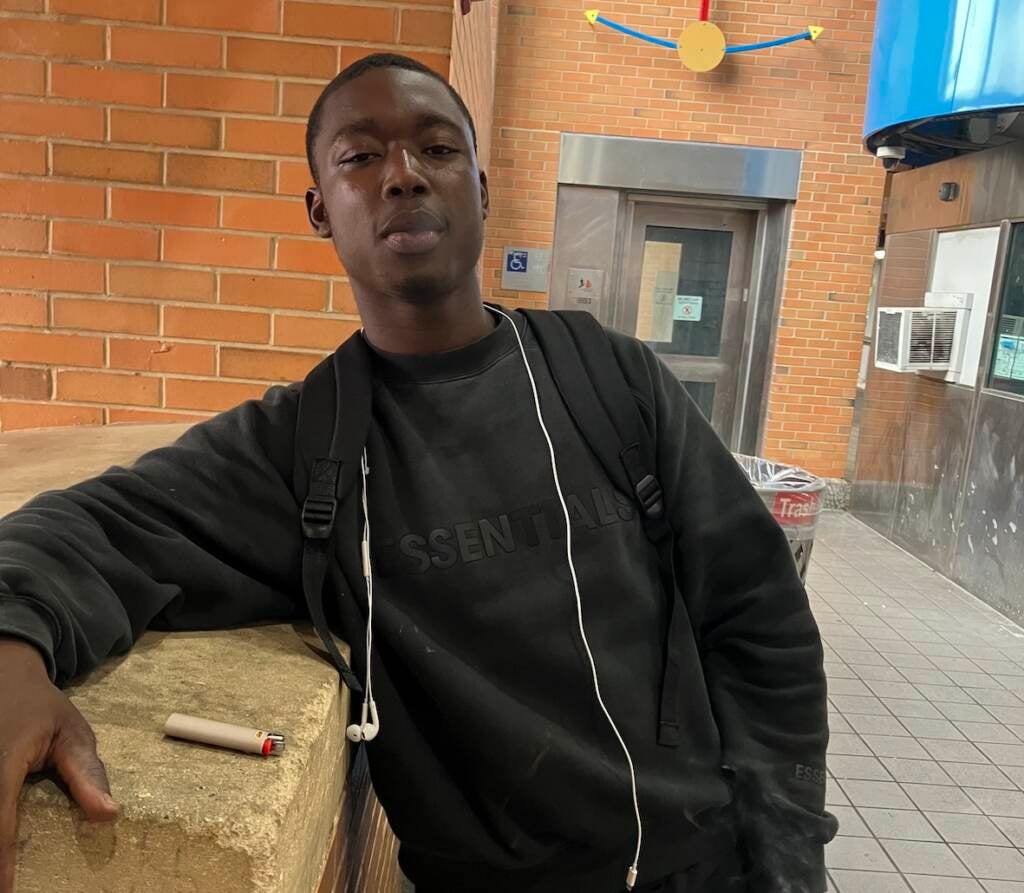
left=306, top=186, right=332, bottom=239
left=479, top=170, right=490, bottom=221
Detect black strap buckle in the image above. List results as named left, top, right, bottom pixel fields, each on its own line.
left=635, top=474, right=664, bottom=520
left=301, top=495, right=337, bottom=540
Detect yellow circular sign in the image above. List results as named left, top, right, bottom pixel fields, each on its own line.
left=677, top=21, right=726, bottom=72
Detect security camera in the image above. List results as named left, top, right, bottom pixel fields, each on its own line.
left=876, top=144, right=907, bottom=172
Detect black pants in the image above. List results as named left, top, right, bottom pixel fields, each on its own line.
left=630, top=844, right=747, bottom=893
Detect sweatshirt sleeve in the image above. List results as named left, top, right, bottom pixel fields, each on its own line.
left=0, top=384, right=304, bottom=686
left=611, top=333, right=837, bottom=893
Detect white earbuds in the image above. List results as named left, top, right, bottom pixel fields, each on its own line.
left=348, top=447, right=380, bottom=745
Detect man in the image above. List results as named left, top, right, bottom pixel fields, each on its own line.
left=0, top=54, right=836, bottom=892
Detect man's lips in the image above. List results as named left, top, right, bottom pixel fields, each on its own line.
left=380, top=209, right=445, bottom=255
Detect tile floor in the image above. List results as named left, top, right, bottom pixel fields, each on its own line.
left=813, top=512, right=1024, bottom=892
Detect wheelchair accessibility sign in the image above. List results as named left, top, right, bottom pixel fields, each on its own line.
left=502, top=246, right=551, bottom=292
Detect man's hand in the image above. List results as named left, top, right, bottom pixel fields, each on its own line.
left=0, top=637, right=119, bottom=893
left=459, top=0, right=486, bottom=15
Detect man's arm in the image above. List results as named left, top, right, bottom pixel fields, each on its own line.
left=612, top=335, right=837, bottom=892
left=0, top=383, right=304, bottom=684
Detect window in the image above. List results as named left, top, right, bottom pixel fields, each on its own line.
left=988, top=224, right=1024, bottom=396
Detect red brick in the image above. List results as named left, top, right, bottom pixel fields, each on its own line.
left=275, top=238, right=342, bottom=275
left=50, top=63, right=162, bottom=106
left=281, top=81, right=323, bottom=118
left=0, top=218, right=46, bottom=252
left=330, top=279, right=358, bottom=315
left=399, top=9, right=452, bottom=46
left=0, top=180, right=105, bottom=219
left=284, top=2, right=395, bottom=42
left=277, top=160, right=313, bottom=195
left=0, top=99, right=104, bottom=141
left=0, top=402, right=102, bottom=431
left=109, top=338, right=215, bottom=375
left=0, top=0, right=44, bottom=11
left=56, top=370, right=160, bottom=406
left=223, top=118, right=306, bottom=158
left=0, top=256, right=104, bottom=293
left=109, top=110, right=220, bottom=150
left=108, top=407, right=209, bottom=424
left=0, top=58, right=45, bottom=95
left=220, top=346, right=321, bottom=381
left=52, top=221, right=160, bottom=261
left=0, top=366, right=50, bottom=400
left=163, top=230, right=271, bottom=270
left=0, top=292, right=47, bottom=326
left=53, top=297, right=159, bottom=335
left=0, top=330, right=104, bottom=366
left=166, top=0, right=279, bottom=34
left=110, top=27, right=222, bottom=68
left=0, top=18, right=105, bottom=59
left=108, top=264, right=215, bottom=302
left=0, top=139, right=46, bottom=175
left=220, top=272, right=326, bottom=311
left=226, top=37, right=337, bottom=78
left=166, top=74, right=276, bottom=115
left=165, top=377, right=267, bottom=412
left=163, top=306, right=270, bottom=343
left=50, top=0, right=160, bottom=20
left=274, top=314, right=359, bottom=349
left=167, top=154, right=275, bottom=194
left=110, top=188, right=219, bottom=228
left=222, top=196, right=309, bottom=235
left=52, top=144, right=162, bottom=185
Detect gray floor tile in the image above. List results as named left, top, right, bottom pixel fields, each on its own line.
left=981, top=880, right=1024, bottom=892
left=966, top=789, right=1024, bottom=818
left=903, top=783, right=982, bottom=814
left=991, top=817, right=1024, bottom=847
left=864, top=735, right=931, bottom=759
left=977, top=743, right=1024, bottom=767
left=880, top=839, right=971, bottom=876
left=830, top=805, right=872, bottom=837
left=859, top=807, right=941, bottom=841
left=830, top=870, right=911, bottom=892
left=938, top=702, right=997, bottom=723
left=889, top=652, right=941, bottom=668
left=830, top=714, right=855, bottom=734
left=921, top=738, right=992, bottom=763
left=881, top=758, right=954, bottom=785
left=901, top=669, right=955, bottom=686
left=916, top=684, right=977, bottom=704
left=986, top=706, right=1024, bottom=726
left=831, top=733, right=873, bottom=756
left=883, top=699, right=944, bottom=719
left=953, top=844, right=1024, bottom=881
left=830, top=754, right=895, bottom=781
left=856, top=666, right=908, bottom=683
left=972, top=690, right=1024, bottom=708
left=831, top=678, right=875, bottom=696
left=901, top=718, right=967, bottom=740
left=956, top=722, right=1022, bottom=745
left=868, top=681, right=926, bottom=700
left=828, top=783, right=852, bottom=807
left=849, top=715, right=912, bottom=737
left=1005, top=766, right=1024, bottom=788
left=949, top=671, right=1009, bottom=691
left=940, top=762, right=1018, bottom=790
left=832, top=695, right=893, bottom=715
left=907, top=876, right=986, bottom=892
left=925, top=811, right=1012, bottom=845
left=827, top=835, right=898, bottom=871
left=841, top=780, right=916, bottom=809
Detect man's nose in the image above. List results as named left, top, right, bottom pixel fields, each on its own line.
left=381, top=148, right=429, bottom=199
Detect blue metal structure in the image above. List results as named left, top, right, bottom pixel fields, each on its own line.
left=865, top=0, right=1024, bottom=168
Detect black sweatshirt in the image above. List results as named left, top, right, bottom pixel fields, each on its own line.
left=0, top=310, right=836, bottom=892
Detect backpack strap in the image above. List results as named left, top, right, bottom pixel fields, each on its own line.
left=294, top=332, right=374, bottom=696
left=521, top=309, right=686, bottom=748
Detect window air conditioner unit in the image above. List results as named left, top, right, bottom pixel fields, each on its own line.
left=875, top=307, right=968, bottom=373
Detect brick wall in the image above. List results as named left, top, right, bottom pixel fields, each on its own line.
left=0, top=0, right=454, bottom=431
left=483, top=0, right=886, bottom=477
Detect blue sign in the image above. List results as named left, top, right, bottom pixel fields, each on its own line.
left=506, top=250, right=528, bottom=273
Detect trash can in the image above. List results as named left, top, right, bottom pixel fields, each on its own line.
left=733, top=454, right=825, bottom=584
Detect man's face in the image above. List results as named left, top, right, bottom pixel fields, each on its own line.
left=306, top=67, right=488, bottom=301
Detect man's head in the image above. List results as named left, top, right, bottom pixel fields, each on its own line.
left=305, top=54, right=488, bottom=304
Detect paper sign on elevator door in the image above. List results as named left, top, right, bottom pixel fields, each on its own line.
left=674, top=295, right=703, bottom=322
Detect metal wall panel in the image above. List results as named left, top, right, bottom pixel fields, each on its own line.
left=952, top=393, right=1024, bottom=622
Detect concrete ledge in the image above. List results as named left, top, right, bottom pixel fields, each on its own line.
left=2, top=423, right=402, bottom=892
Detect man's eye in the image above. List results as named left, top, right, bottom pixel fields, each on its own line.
left=425, top=145, right=457, bottom=156
left=340, top=152, right=376, bottom=165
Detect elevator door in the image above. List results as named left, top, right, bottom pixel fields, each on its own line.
left=619, top=203, right=755, bottom=447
